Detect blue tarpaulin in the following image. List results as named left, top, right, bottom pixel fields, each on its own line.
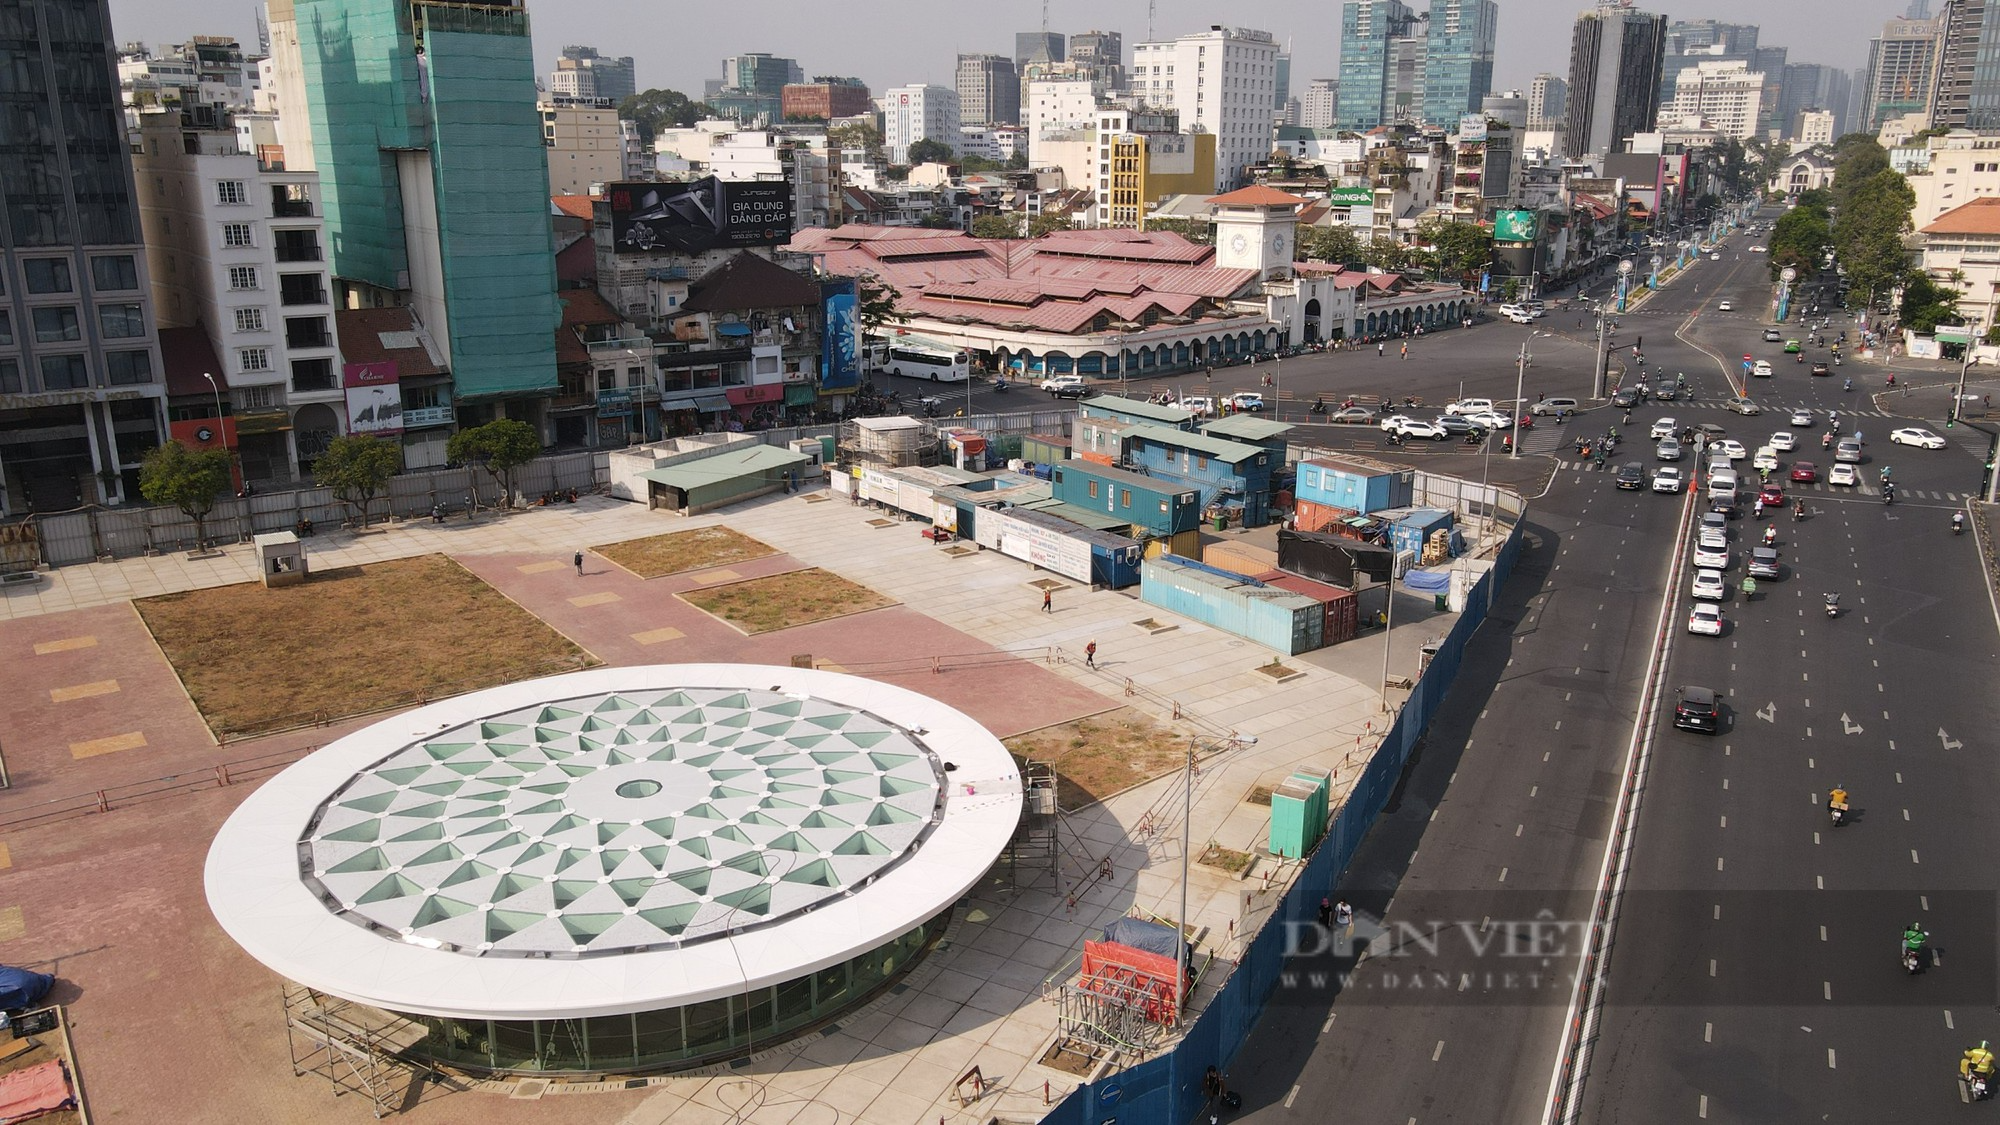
left=0, top=966, right=52, bottom=1009
left=1401, top=569, right=1451, bottom=593
left=1102, top=917, right=1188, bottom=961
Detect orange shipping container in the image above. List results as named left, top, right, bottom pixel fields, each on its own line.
left=1293, top=498, right=1356, bottom=534
left=1202, top=539, right=1279, bottom=577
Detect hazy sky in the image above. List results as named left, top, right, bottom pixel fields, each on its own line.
left=111, top=0, right=1891, bottom=98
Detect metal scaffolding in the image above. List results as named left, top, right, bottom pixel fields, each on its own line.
left=281, top=984, right=432, bottom=1118
left=1054, top=957, right=1174, bottom=1056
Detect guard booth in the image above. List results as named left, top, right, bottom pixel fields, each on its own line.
left=255, top=531, right=307, bottom=587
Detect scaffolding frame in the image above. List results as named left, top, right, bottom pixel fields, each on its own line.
left=281, top=984, right=434, bottom=1119
left=1054, top=958, right=1174, bottom=1056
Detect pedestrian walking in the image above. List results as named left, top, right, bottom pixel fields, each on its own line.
left=1042, top=588, right=1053, bottom=614
left=573, top=551, right=584, bottom=576
left=1334, top=899, right=1353, bottom=935
left=1378, top=342, right=1385, bottom=357
left=1084, top=640, right=1097, bottom=668
left=1318, top=897, right=1332, bottom=928
left=1400, top=342, right=1408, bottom=360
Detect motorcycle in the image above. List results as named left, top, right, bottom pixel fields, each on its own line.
left=1954, top=512, right=1966, bottom=535
left=1835, top=355, right=1842, bottom=366
left=992, top=378, right=1009, bottom=392
left=1887, top=373, right=1897, bottom=387
left=1884, top=485, right=1895, bottom=505
left=1829, top=802, right=1846, bottom=826
left=1904, top=944, right=1925, bottom=974
left=1763, top=527, right=1777, bottom=546
left=1824, top=594, right=1840, bottom=619
left=1843, top=379, right=1852, bottom=391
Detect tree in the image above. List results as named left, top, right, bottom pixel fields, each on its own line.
left=446, top=419, right=541, bottom=510
left=138, top=441, right=233, bottom=551
left=1830, top=168, right=1915, bottom=305
left=1766, top=205, right=1832, bottom=281
left=1899, top=270, right=1963, bottom=333
left=1027, top=213, right=1075, bottom=238
left=1297, top=224, right=1363, bottom=266
left=970, top=214, right=1022, bottom=239
left=1365, top=236, right=1417, bottom=273
left=905, top=138, right=955, bottom=167
left=314, top=433, right=402, bottom=529
left=1415, top=216, right=1493, bottom=282
left=618, top=88, right=710, bottom=142
left=857, top=277, right=904, bottom=338
left=1144, top=217, right=1214, bottom=245
left=828, top=121, right=883, bottom=159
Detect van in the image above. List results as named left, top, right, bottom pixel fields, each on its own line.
left=1498, top=303, right=1527, bottom=318
left=1707, top=483, right=1738, bottom=509
left=1444, top=398, right=1495, bottom=415
left=1708, top=467, right=1738, bottom=490
left=1834, top=439, right=1862, bottom=463
left=1532, top=397, right=1581, bottom=416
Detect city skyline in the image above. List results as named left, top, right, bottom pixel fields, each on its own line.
left=112, top=0, right=1880, bottom=111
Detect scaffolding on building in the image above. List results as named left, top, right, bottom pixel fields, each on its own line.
left=1053, top=950, right=1176, bottom=1056
left=281, top=983, right=438, bottom=1118
left=837, top=415, right=938, bottom=470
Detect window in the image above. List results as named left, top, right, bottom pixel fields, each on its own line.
left=32, top=306, right=80, bottom=343
left=99, top=303, right=145, bottom=339
left=238, top=347, right=270, bottom=373
left=290, top=357, right=336, bottom=391
left=105, top=350, right=152, bottom=385
left=279, top=273, right=326, bottom=305
left=238, top=385, right=276, bottom=409
left=228, top=266, right=259, bottom=290
left=233, top=307, right=265, bottom=333
left=222, top=222, right=253, bottom=248
left=0, top=359, right=17, bottom=393
left=39, top=354, right=88, bottom=389
left=24, top=258, right=72, bottom=294
left=91, top=255, right=137, bottom=291
left=1088, top=480, right=1100, bottom=499
left=596, top=370, right=617, bottom=392
left=0, top=311, right=9, bottom=347
left=216, top=180, right=247, bottom=205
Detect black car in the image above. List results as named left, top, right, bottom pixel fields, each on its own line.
left=1654, top=385, right=1679, bottom=401
left=1673, top=685, right=1722, bottom=733
left=1810, top=361, right=1830, bottom=376
left=1615, top=461, right=1645, bottom=489
left=1612, top=388, right=1641, bottom=408
left=1051, top=383, right=1093, bottom=400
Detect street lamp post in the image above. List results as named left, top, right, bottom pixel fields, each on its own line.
left=1510, top=331, right=1548, bottom=458
left=1777, top=266, right=1797, bottom=324
left=1593, top=262, right=1631, bottom=399
left=200, top=371, right=234, bottom=497
left=1274, top=315, right=1291, bottom=421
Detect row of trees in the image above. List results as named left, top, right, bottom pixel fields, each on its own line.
left=136, top=419, right=546, bottom=553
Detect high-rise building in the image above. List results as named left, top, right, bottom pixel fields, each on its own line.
left=1302, top=78, right=1340, bottom=128
left=1660, top=60, right=1765, bottom=138
left=1928, top=0, right=2000, bottom=128
left=1482, top=90, right=1528, bottom=129
left=781, top=78, right=873, bottom=122
left=1528, top=72, right=1568, bottom=129
left=1016, top=31, right=1064, bottom=69
left=1566, top=2, right=1669, bottom=157
left=548, top=45, right=635, bottom=104
left=1337, top=0, right=1418, bottom=130
left=1422, top=0, right=1499, bottom=127
left=1387, top=34, right=1429, bottom=123
left=711, top=53, right=804, bottom=123
left=540, top=96, right=625, bottom=196
left=1, top=0, right=165, bottom=513
left=1275, top=52, right=1293, bottom=110
left=1069, top=30, right=1125, bottom=88
left=1779, top=63, right=1853, bottom=139
left=882, top=84, right=961, bottom=164
left=1131, top=26, right=1282, bottom=190
left=1656, top=21, right=1786, bottom=133
left=271, top=0, right=558, bottom=408
left=1862, top=13, right=1945, bottom=130
left=1794, top=108, right=1838, bottom=144
left=956, top=53, right=1021, bottom=127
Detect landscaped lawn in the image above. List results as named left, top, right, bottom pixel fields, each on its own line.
left=593, top=526, right=778, bottom=578
left=136, top=553, right=594, bottom=739
left=678, top=567, right=895, bottom=635
left=1004, top=708, right=1191, bottom=810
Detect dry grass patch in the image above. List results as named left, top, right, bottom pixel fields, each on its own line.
left=1198, top=843, right=1254, bottom=875
left=1005, top=708, right=1189, bottom=811
left=593, top=526, right=777, bottom=578
left=680, top=567, right=894, bottom=635
left=137, top=554, right=593, bottom=739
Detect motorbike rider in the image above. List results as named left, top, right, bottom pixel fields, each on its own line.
left=1905, top=921, right=1929, bottom=952
left=1763, top=526, right=1777, bottom=546
left=1794, top=500, right=1805, bottom=521
left=1829, top=785, right=1849, bottom=813
left=1887, top=373, right=1897, bottom=386
left=1843, top=378, right=1852, bottom=391
left=1824, top=591, right=1840, bottom=614
left=1754, top=497, right=1766, bottom=518
left=1964, top=1042, right=1997, bottom=1086
left=1955, top=511, right=1967, bottom=533
left=1884, top=481, right=1896, bottom=503
left=1881, top=465, right=1892, bottom=483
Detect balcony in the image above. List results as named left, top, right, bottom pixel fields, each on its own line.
left=286, top=328, right=332, bottom=349
left=273, top=233, right=323, bottom=263
left=279, top=283, right=328, bottom=307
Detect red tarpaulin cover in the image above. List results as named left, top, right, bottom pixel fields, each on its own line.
left=1080, top=940, right=1182, bottom=1023
left=0, top=1059, right=73, bottom=1123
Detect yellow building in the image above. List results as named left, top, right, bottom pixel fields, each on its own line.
left=1110, top=131, right=1217, bottom=228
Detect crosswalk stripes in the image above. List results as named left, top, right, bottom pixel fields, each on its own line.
left=1546, top=459, right=1973, bottom=501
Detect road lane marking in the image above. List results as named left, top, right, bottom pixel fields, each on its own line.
left=1433, top=1039, right=1446, bottom=1062
left=1700, top=1094, right=1709, bottom=1118
left=1554, top=721, right=1562, bottom=731
left=1912, top=850, right=1921, bottom=865
left=1828, top=1049, right=1836, bottom=1069
left=1823, top=981, right=1832, bottom=1000
left=1904, top=809, right=1910, bottom=821
left=1704, top=1022, right=1713, bottom=1042
left=1714, top=904, right=1722, bottom=920
left=1286, top=1084, right=1300, bottom=1108
left=1816, top=875, right=1825, bottom=889
left=1813, top=832, right=1821, bottom=845
left=1323, top=1014, right=1336, bottom=1033
left=1716, top=857, right=1724, bottom=870
left=1820, top=926, right=1827, bottom=941
left=1719, top=815, right=1727, bottom=828
left=1948, top=1011, right=1956, bottom=1029
left=1498, top=867, right=1508, bottom=882
left=1529, top=785, right=1538, bottom=797
left=1516, top=824, right=1524, bottom=837
left=1722, top=778, right=1729, bottom=789
left=1709, top=959, right=1717, bottom=976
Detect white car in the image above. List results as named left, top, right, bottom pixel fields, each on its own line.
left=1691, top=568, right=1726, bottom=601
left=1041, top=375, right=1085, bottom=392
left=1748, top=245, right=1767, bottom=253
left=1790, top=409, right=1814, bottom=427
left=1709, top=252, right=1722, bottom=261
left=1718, top=300, right=1734, bottom=312
left=1394, top=419, right=1449, bottom=440
left=1651, top=417, right=1679, bottom=440
left=1752, top=447, right=1780, bottom=473
left=1227, top=392, right=1266, bottom=412
left=1698, top=525, right=1728, bottom=550
left=1657, top=438, right=1683, bottom=461
left=1753, top=360, right=1774, bottom=377
left=1890, top=427, right=1947, bottom=449
left=1653, top=466, right=1683, bottom=493
left=1464, top=410, right=1512, bottom=430
left=1711, top=439, right=1747, bottom=462
left=1688, top=604, right=1724, bottom=636
left=1828, top=463, right=1859, bottom=487
left=1769, top=431, right=1796, bottom=452
left=1694, top=542, right=1729, bottom=569
left=1505, top=309, right=1536, bottom=324
left=1379, top=413, right=1415, bottom=433
left=1181, top=395, right=1216, bottom=417
left=1444, top=398, right=1495, bottom=416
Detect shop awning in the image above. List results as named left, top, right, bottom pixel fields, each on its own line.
left=660, top=393, right=732, bottom=413
left=783, top=384, right=818, bottom=406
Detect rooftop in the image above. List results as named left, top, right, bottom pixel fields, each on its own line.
left=334, top=307, right=447, bottom=379
left=1921, top=196, right=2000, bottom=236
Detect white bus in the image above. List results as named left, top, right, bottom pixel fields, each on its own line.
left=873, top=337, right=971, bottom=382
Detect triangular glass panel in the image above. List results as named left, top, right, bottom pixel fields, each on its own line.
left=714, top=885, right=771, bottom=916
left=849, top=731, right=894, bottom=749
left=784, top=734, right=831, bottom=749
left=722, top=853, right=771, bottom=877
left=764, top=832, right=811, bottom=853
left=515, top=799, right=564, bottom=817
left=475, top=831, right=529, bottom=855
left=678, top=837, right=711, bottom=860
left=739, top=811, right=783, bottom=827
left=455, top=819, right=510, bottom=837
left=326, top=847, right=390, bottom=874
left=605, top=748, right=634, bottom=766
left=513, top=841, right=554, bottom=867
left=759, top=700, right=804, bottom=718
left=811, top=751, right=861, bottom=766
left=641, top=817, right=677, bottom=839
left=577, top=735, right=609, bottom=755
left=626, top=709, right=661, bottom=726
left=666, top=868, right=711, bottom=896
left=881, top=776, right=930, bottom=797
left=710, top=785, right=758, bottom=801
left=477, top=722, right=525, bottom=739
left=782, top=860, right=839, bottom=888
left=411, top=895, right=477, bottom=928
left=798, top=810, right=851, bottom=830
left=867, top=804, right=920, bottom=826
left=651, top=692, right=693, bottom=709
left=710, top=692, right=749, bottom=710
left=637, top=903, right=698, bottom=936
left=554, top=848, right=596, bottom=874
left=580, top=715, right=617, bottom=732
left=597, top=822, right=630, bottom=846
left=710, top=768, right=757, bottom=782
left=758, top=795, right=808, bottom=811
left=771, top=781, right=820, bottom=794
left=523, top=782, right=568, bottom=795
left=592, top=695, right=639, bottom=713
left=821, top=790, right=870, bottom=806
left=407, top=843, right=465, bottom=867
left=681, top=803, right=726, bottom=822
left=713, top=712, right=752, bottom=729
left=866, top=751, right=918, bottom=769
left=486, top=908, right=544, bottom=943
left=492, top=873, right=541, bottom=902
left=753, top=722, right=796, bottom=737
left=443, top=761, right=490, bottom=777
left=556, top=762, right=598, bottom=778
left=609, top=878, right=652, bottom=907
left=822, top=769, right=871, bottom=785
left=711, top=825, right=752, bottom=845
left=805, top=713, right=852, bottom=731
left=833, top=832, right=890, bottom=856
left=682, top=752, right=724, bottom=768
left=637, top=845, right=670, bottom=868
left=357, top=873, right=423, bottom=904
left=537, top=706, right=580, bottom=724
left=388, top=800, right=447, bottom=820
left=612, top=729, right=641, bottom=746
left=339, top=792, right=398, bottom=814
left=766, top=767, right=816, bottom=779
left=376, top=765, right=432, bottom=785
left=388, top=823, right=446, bottom=843
left=561, top=913, right=622, bottom=944
left=440, top=860, right=498, bottom=888
left=422, top=742, right=476, bottom=761
left=411, top=780, right=467, bottom=797
left=551, top=879, right=599, bottom=909
left=544, top=814, right=590, bottom=835
left=322, top=819, right=380, bottom=843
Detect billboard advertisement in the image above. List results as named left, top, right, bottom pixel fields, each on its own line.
left=608, top=178, right=794, bottom=255
left=1493, top=210, right=1540, bottom=243
left=343, top=361, right=404, bottom=436
left=1458, top=115, right=1487, bottom=142
left=820, top=278, right=860, bottom=391
left=1326, top=186, right=1374, bottom=207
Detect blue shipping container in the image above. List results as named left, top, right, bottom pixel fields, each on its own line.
left=1387, top=508, right=1454, bottom=557
left=1139, top=556, right=1323, bottom=654
left=1295, top=457, right=1414, bottom=515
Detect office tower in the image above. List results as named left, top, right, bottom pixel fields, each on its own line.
left=540, top=96, right=624, bottom=195
left=1926, top=0, right=2000, bottom=128
left=956, top=53, right=1020, bottom=127
left=0, top=0, right=164, bottom=512
left=1016, top=31, right=1064, bottom=69
left=1337, top=0, right=1417, bottom=130
left=1779, top=63, right=1853, bottom=138
left=1660, top=60, right=1765, bottom=137
left=1069, top=29, right=1125, bottom=88
left=1302, top=78, right=1339, bottom=128
left=1566, top=1, right=1668, bottom=157
left=711, top=52, right=803, bottom=123
left=548, top=45, right=635, bottom=103
left=272, top=0, right=558, bottom=403
left=1658, top=20, right=1762, bottom=104
left=781, top=78, right=873, bottom=121
left=882, top=84, right=961, bottom=164
left=1131, top=26, right=1282, bottom=190
left=1528, top=72, right=1568, bottom=128
left=1862, top=13, right=1945, bottom=129
left=1423, top=0, right=1498, bottom=126
left=1275, top=52, right=1293, bottom=109
left=1387, top=34, right=1428, bottom=122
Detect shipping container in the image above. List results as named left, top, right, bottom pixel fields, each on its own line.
left=1050, top=462, right=1203, bottom=536
left=1387, top=508, right=1455, bottom=558
left=1276, top=529, right=1396, bottom=588
left=1254, top=571, right=1363, bottom=646
left=1202, top=538, right=1279, bottom=577
left=1143, top=529, right=1203, bottom=560
left=1292, top=498, right=1355, bottom=534
left=1021, top=434, right=1072, bottom=468
left=1295, top=456, right=1415, bottom=515
left=1140, top=556, right=1322, bottom=654
left=993, top=506, right=1142, bottom=588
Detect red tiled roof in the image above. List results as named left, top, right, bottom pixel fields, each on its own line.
left=158, top=325, right=226, bottom=398
left=335, top=306, right=446, bottom=378
left=679, top=252, right=820, bottom=313
left=551, top=194, right=598, bottom=221
left=1208, top=186, right=1310, bottom=207
left=560, top=289, right=623, bottom=328
left=556, top=236, right=596, bottom=285
left=1921, top=196, right=2000, bottom=236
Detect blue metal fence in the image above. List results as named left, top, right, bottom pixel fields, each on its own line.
left=1038, top=519, right=1526, bottom=1125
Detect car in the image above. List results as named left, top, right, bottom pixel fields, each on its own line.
left=1395, top=419, right=1449, bottom=440
left=1834, top=439, right=1862, bottom=463
left=1698, top=422, right=1730, bottom=439
left=1718, top=300, right=1734, bottom=311
left=1498, top=303, right=1529, bottom=319
left=1379, top=413, right=1415, bottom=432
left=1727, top=398, right=1763, bottom=416
left=1050, top=382, right=1093, bottom=400
left=1752, top=360, right=1774, bottom=378
left=1650, top=417, right=1679, bottom=440
left=1463, top=410, right=1512, bottom=430
left=1709, top=251, right=1722, bottom=261
left=1748, top=245, right=1767, bottom=253
left=1328, top=406, right=1378, bottom=424
left=1763, top=328, right=1784, bottom=342
left=1694, top=542, right=1729, bottom=569
left=1700, top=511, right=1728, bottom=536
left=1691, top=568, right=1726, bottom=600
left=1504, top=309, right=1536, bottom=323
left=1226, top=392, right=1265, bottom=412
left=1181, top=395, right=1216, bottom=417
left=1615, top=461, right=1645, bottom=489
left=1444, top=398, right=1495, bottom=416
left=1752, top=447, right=1779, bottom=473
left=1653, top=466, right=1683, bottom=493
left=1611, top=389, right=1641, bottom=408
left=1674, top=685, right=1722, bottom=733
left=1748, top=547, right=1781, bottom=579
left=1790, top=408, right=1814, bottom=427
left=1711, top=439, right=1746, bottom=461
left=1654, top=384, right=1680, bottom=401
left=1784, top=339, right=1802, bottom=353
left=1532, top=396, right=1581, bottom=416
left=1769, top=431, right=1796, bottom=452
left=1657, top=438, right=1683, bottom=461
left=1688, top=604, right=1724, bottom=636
left=1435, top=414, right=1480, bottom=435
left=1811, top=361, right=1830, bottom=376
left=1041, top=375, right=1085, bottom=391
left=1790, top=461, right=1818, bottom=482
left=1828, top=463, right=1859, bottom=486
left=1698, top=526, right=1728, bottom=551
left=1890, top=427, right=1947, bottom=449
left=1758, top=484, right=1786, bottom=506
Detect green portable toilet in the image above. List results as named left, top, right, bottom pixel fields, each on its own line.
left=1268, top=776, right=1318, bottom=858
